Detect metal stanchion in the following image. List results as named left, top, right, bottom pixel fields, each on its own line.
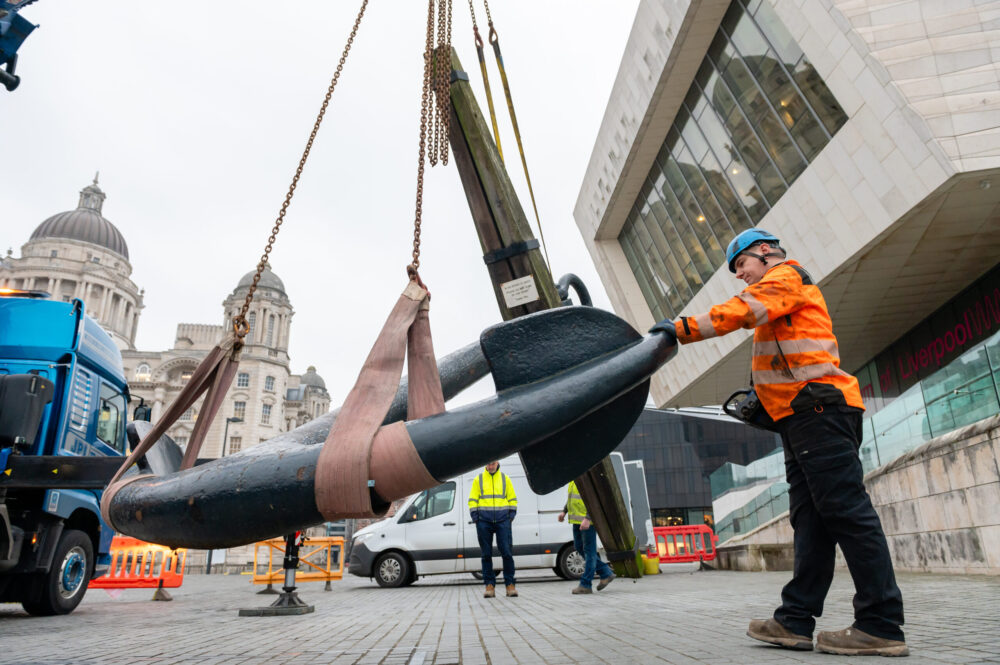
left=239, top=533, right=314, bottom=616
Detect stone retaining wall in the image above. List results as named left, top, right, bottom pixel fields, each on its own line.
left=714, top=414, right=1000, bottom=574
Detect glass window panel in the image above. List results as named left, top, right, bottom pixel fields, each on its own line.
left=673, top=143, right=734, bottom=253
left=750, top=0, right=804, bottom=66
left=725, top=158, right=770, bottom=222
left=680, top=113, right=710, bottom=163
left=633, top=211, right=655, bottom=250
left=699, top=148, right=754, bottom=232
left=651, top=167, right=711, bottom=292
left=755, top=161, right=788, bottom=205
left=621, top=226, right=666, bottom=318
left=869, top=384, right=931, bottom=464
left=794, top=58, right=848, bottom=135
left=923, top=345, right=999, bottom=436
left=988, top=330, right=1000, bottom=390
left=726, top=11, right=771, bottom=70
left=661, top=152, right=725, bottom=274
left=644, top=180, right=690, bottom=305
left=723, top=56, right=807, bottom=182
left=787, top=106, right=828, bottom=160
left=646, top=193, right=696, bottom=300
left=709, top=76, right=772, bottom=175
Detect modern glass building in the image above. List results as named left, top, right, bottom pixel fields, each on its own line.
left=613, top=407, right=778, bottom=528
left=576, top=0, right=1000, bottom=541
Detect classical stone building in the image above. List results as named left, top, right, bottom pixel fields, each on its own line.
left=1, top=176, right=143, bottom=350
left=2, top=178, right=331, bottom=461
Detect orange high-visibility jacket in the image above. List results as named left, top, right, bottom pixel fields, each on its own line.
left=674, top=260, right=864, bottom=422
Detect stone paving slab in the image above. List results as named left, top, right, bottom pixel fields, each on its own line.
left=2, top=564, right=998, bottom=664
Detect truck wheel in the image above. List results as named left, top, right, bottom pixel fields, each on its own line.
left=556, top=545, right=584, bottom=580
left=22, top=529, right=94, bottom=616
left=374, top=552, right=410, bottom=588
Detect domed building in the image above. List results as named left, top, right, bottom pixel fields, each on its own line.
left=2, top=177, right=331, bottom=460
left=1, top=175, right=143, bottom=350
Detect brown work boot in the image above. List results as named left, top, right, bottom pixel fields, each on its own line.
left=483, top=585, right=495, bottom=598
left=597, top=573, right=616, bottom=591
left=746, top=618, right=813, bottom=651
left=505, top=584, right=518, bottom=597
left=816, top=626, right=909, bottom=656
left=571, top=586, right=593, bottom=594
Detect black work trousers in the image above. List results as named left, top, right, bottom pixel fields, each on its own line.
left=772, top=407, right=905, bottom=641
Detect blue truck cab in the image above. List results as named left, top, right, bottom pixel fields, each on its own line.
left=0, top=290, right=130, bottom=615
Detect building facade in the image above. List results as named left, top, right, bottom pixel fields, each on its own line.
left=2, top=176, right=143, bottom=350
left=613, top=407, right=779, bottom=527
left=576, top=0, right=1000, bottom=541
left=1, top=178, right=331, bottom=461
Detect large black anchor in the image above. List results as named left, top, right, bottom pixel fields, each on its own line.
left=105, top=307, right=678, bottom=549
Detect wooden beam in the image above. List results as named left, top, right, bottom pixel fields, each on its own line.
left=447, top=48, right=642, bottom=578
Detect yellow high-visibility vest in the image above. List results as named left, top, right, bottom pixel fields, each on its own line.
left=468, top=469, right=517, bottom=515
left=566, top=480, right=588, bottom=525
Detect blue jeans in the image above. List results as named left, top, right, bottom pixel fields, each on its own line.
left=476, top=518, right=515, bottom=586
left=773, top=408, right=904, bottom=641
left=572, top=523, right=613, bottom=589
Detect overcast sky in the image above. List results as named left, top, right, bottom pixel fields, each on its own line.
left=2, top=1, right=640, bottom=406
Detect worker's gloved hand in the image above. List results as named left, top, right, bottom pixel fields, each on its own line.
left=509, top=509, right=517, bottom=522
left=649, top=318, right=677, bottom=343
left=470, top=510, right=479, bottom=523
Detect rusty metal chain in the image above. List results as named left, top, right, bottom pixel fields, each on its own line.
left=234, top=1, right=369, bottom=338
left=467, top=0, right=479, bottom=32
left=483, top=0, right=495, bottom=41
left=411, top=0, right=453, bottom=275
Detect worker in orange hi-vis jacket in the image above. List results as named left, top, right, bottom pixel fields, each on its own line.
left=655, top=229, right=907, bottom=658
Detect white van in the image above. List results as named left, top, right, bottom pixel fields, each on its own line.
left=347, top=455, right=588, bottom=587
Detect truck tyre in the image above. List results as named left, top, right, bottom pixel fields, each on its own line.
left=555, top=544, right=584, bottom=580
left=373, top=552, right=410, bottom=588
left=22, top=529, right=94, bottom=616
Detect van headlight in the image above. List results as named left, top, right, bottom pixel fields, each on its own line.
left=352, top=532, right=373, bottom=547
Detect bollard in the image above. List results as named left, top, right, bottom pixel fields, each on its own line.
left=239, top=532, right=314, bottom=616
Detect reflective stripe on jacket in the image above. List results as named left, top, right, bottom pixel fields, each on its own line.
left=468, top=469, right=517, bottom=521
left=565, top=480, right=588, bottom=525
left=674, top=260, right=864, bottom=422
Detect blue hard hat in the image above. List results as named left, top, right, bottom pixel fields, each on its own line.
left=726, top=229, right=780, bottom=273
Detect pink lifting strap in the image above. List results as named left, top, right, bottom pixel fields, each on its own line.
left=314, top=280, right=445, bottom=519
left=101, top=333, right=244, bottom=526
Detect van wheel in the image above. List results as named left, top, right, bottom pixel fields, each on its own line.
left=22, top=529, right=93, bottom=616
left=556, top=545, right=584, bottom=580
left=374, top=552, right=410, bottom=588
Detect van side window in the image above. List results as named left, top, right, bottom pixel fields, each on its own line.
left=401, top=482, right=456, bottom=523
left=96, top=383, right=127, bottom=452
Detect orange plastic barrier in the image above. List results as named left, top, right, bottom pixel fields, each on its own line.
left=652, top=525, right=719, bottom=563
left=89, top=536, right=187, bottom=590
left=251, top=536, right=345, bottom=586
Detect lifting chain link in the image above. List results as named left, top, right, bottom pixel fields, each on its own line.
left=233, top=1, right=369, bottom=338
left=411, top=0, right=453, bottom=277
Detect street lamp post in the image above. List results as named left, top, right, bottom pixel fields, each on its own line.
left=207, top=416, right=243, bottom=575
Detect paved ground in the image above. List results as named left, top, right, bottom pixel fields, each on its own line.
left=2, top=564, right=998, bottom=665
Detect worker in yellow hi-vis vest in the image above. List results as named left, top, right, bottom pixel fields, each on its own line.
left=558, top=480, right=614, bottom=595
left=468, top=460, right=518, bottom=598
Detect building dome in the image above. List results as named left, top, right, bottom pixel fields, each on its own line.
left=300, top=365, right=326, bottom=390
left=236, top=263, right=286, bottom=295
left=30, top=177, right=129, bottom=260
